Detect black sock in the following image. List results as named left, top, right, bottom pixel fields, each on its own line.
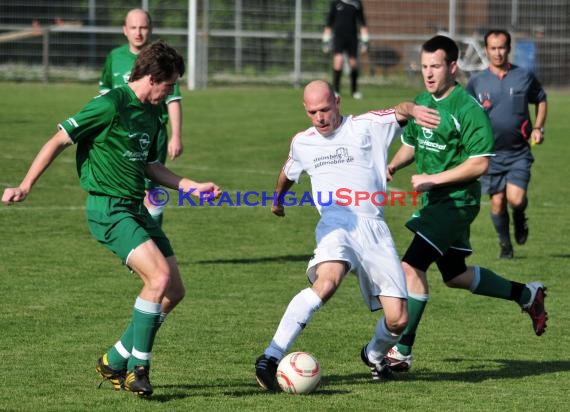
left=333, top=70, right=342, bottom=94
left=350, top=69, right=359, bottom=94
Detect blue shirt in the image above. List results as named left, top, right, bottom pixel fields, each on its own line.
left=466, top=64, right=546, bottom=153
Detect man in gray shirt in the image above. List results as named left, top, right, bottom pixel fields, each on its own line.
left=466, top=29, right=547, bottom=259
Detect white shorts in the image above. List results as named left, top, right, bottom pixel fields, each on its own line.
left=306, top=213, right=407, bottom=311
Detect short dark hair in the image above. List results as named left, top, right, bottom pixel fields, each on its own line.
left=422, top=35, right=459, bottom=65
left=484, top=29, right=511, bottom=52
left=130, top=40, right=185, bottom=83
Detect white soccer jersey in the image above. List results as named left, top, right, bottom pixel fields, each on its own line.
left=284, top=110, right=402, bottom=219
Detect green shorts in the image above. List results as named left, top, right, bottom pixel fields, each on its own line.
left=405, top=201, right=480, bottom=254
left=145, top=125, right=168, bottom=191
left=86, top=194, right=174, bottom=264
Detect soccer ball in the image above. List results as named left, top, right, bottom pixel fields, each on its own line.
left=276, top=351, right=321, bottom=394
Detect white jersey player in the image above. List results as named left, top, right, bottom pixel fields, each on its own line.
left=255, top=80, right=440, bottom=390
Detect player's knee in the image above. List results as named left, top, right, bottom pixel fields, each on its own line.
left=385, top=313, right=408, bottom=335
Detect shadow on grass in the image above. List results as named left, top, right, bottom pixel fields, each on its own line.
left=134, top=359, right=570, bottom=401
left=196, top=254, right=312, bottom=265
left=144, top=382, right=350, bottom=401
left=550, top=254, right=570, bottom=259
left=324, top=358, right=570, bottom=385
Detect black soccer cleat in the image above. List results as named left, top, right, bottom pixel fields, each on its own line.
left=361, top=345, right=394, bottom=381
left=96, top=354, right=126, bottom=391
left=124, top=365, right=153, bottom=397
left=255, top=354, right=280, bottom=391
left=499, top=242, right=514, bottom=259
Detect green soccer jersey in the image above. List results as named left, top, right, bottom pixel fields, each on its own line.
left=59, top=86, right=162, bottom=200
left=99, top=44, right=182, bottom=122
left=403, top=84, right=494, bottom=206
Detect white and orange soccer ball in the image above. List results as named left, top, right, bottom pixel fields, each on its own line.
left=276, top=351, right=321, bottom=394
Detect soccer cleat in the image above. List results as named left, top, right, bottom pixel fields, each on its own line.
left=522, top=281, right=548, bottom=336
left=124, top=365, right=153, bottom=397
left=96, top=354, right=126, bottom=391
left=514, top=215, right=529, bottom=245
left=352, top=91, right=363, bottom=100
left=499, top=242, right=514, bottom=259
left=383, top=346, right=413, bottom=372
left=360, top=345, right=394, bottom=381
left=255, top=354, right=280, bottom=391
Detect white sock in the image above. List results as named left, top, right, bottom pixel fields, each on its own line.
left=265, top=288, right=323, bottom=361
left=366, top=316, right=401, bottom=363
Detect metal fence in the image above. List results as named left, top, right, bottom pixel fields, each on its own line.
left=0, top=0, right=568, bottom=88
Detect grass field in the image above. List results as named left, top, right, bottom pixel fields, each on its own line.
left=1, top=82, right=569, bottom=411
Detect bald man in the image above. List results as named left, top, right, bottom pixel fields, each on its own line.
left=254, top=80, right=440, bottom=391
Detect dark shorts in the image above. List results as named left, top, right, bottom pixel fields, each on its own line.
left=333, top=33, right=358, bottom=57
left=481, top=150, right=534, bottom=194
left=86, top=194, right=174, bottom=264
left=405, top=201, right=480, bottom=255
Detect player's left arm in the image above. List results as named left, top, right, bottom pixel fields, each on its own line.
left=530, top=99, right=547, bottom=145
left=146, top=162, right=221, bottom=199
left=167, top=99, right=183, bottom=160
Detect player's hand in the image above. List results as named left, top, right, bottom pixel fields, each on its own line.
left=195, top=182, right=222, bottom=199
left=387, top=165, right=396, bottom=182
left=530, top=128, right=544, bottom=146
left=2, top=187, right=28, bottom=205
left=322, top=33, right=332, bottom=54
left=411, top=174, right=436, bottom=192
left=412, top=105, right=440, bottom=129
left=168, top=139, right=183, bottom=160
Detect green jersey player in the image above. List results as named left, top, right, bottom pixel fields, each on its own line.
left=2, top=41, right=221, bottom=397
left=383, top=35, right=548, bottom=372
left=100, top=8, right=184, bottom=226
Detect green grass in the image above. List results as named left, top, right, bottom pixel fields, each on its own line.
left=1, top=83, right=569, bottom=411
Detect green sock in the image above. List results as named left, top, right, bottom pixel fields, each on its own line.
left=106, top=319, right=134, bottom=370
left=472, top=266, right=512, bottom=299
left=472, top=266, right=530, bottom=305
left=127, top=297, right=161, bottom=371
left=397, top=294, right=429, bottom=356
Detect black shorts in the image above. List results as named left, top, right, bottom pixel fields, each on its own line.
left=333, top=33, right=358, bottom=57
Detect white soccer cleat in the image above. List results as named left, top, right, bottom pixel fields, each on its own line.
left=384, top=346, right=413, bottom=372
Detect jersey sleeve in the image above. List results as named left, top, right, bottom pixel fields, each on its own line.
left=325, top=1, right=336, bottom=27
left=402, top=120, right=418, bottom=147
left=165, top=82, right=182, bottom=104
left=461, top=105, right=495, bottom=157
left=528, top=74, right=547, bottom=104
left=58, top=94, right=115, bottom=144
left=283, top=133, right=305, bottom=182
left=357, top=109, right=402, bottom=150
left=356, top=1, right=366, bottom=26
left=98, top=54, right=113, bottom=94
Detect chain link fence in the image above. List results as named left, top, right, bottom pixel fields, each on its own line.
left=1, top=0, right=568, bottom=87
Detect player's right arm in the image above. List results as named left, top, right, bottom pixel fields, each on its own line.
left=98, top=54, right=113, bottom=94
left=272, top=169, right=295, bottom=217
left=2, top=129, right=73, bottom=205
left=387, top=144, right=415, bottom=181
